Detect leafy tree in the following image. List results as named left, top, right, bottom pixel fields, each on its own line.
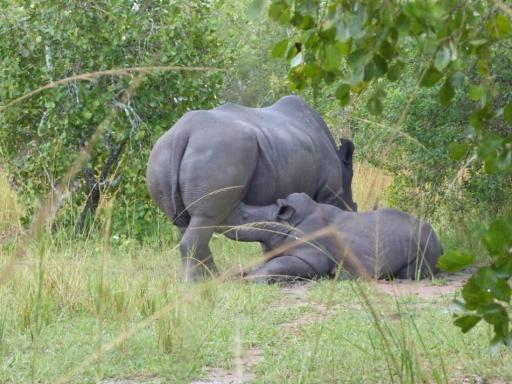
left=213, top=0, right=290, bottom=106
left=255, top=0, right=512, bottom=350
left=0, top=0, right=224, bottom=237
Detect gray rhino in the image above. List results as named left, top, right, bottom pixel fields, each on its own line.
left=230, top=193, right=442, bottom=283
left=146, top=96, right=356, bottom=281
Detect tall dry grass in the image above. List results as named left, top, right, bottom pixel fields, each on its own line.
left=352, top=163, right=393, bottom=212
left=0, top=167, right=24, bottom=241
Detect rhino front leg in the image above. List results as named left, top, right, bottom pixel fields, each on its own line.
left=179, top=216, right=219, bottom=282
left=246, top=255, right=328, bottom=284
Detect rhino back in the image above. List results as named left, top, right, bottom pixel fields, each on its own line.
left=332, top=208, right=440, bottom=275
left=240, top=98, right=340, bottom=203
left=147, top=96, right=343, bottom=224
left=185, top=99, right=341, bottom=206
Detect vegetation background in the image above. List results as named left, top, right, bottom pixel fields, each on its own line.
left=0, top=0, right=511, bottom=383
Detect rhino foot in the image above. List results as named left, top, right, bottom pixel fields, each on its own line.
left=181, top=257, right=219, bottom=282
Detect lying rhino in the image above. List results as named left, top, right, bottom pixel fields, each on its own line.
left=146, top=96, right=357, bottom=281
left=230, top=193, right=442, bottom=283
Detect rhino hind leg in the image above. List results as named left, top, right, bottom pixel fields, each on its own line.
left=179, top=216, right=219, bottom=282
left=246, top=254, right=331, bottom=284
left=394, top=226, right=442, bottom=280
left=393, top=252, right=438, bottom=280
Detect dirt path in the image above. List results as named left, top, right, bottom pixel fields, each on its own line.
left=191, top=347, right=263, bottom=384
left=375, top=271, right=470, bottom=299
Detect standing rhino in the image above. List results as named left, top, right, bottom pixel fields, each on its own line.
left=146, top=95, right=356, bottom=281
left=231, top=193, right=442, bottom=283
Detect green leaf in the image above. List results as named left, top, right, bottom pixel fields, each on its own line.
left=439, top=81, right=455, bottom=106
left=387, top=61, right=404, bottom=82
left=447, top=142, right=469, bottom=161
left=367, top=96, right=383, bottom=116
left=323, top=71, right=336, bottom=85
left=379, top=40, right=395, bottom=60
left=271, top=38, right=289, bottom=58
left=335, top=84, right=350, bottom=106
left=324, top=43, right=343, bottom=70
left=470, top=106, right=493, bottom=130
left=454, top=315, right=482, bottom=333
left=504, top=104, right=512, bottom=126
left=434, top=45, right=451, bottom=71
left=496, top=14, right=512, bottom=36
left=491, top=279, right=511, bottom=303
left=470, top=267, right=512, bottom=305
left=477, top=303, right=509, bottom=327
left=364, top=60, right=377, bottom=81
left=268, top=0, right=290, bottom=24
left=477, top=134, right=503, bottom=160
left=304, top=30, right=319, bottom=48
left=495, top=258, right=512, bottom=277
left=395, top=12, right=410, bottom=34
left=285, top=43, right=300, bottom=59
left=290, top=13, right=315, bottom=30
left=496, top=149, right=512, bottom=172
left=420, top=66, right=443, bottom=88
left=469, top=85, right=486, bottom=102
left=319, top=25, right=336, bottom=42
left=303, top=63, right=321, bottom=78
left=373, top=54, right=388, bottom=77
left=437, top=250, right=475, bottom=272
left=348, top=49, right=369, bottom=84
left=483, top=217, right=512, bottom=257
left=347, top=49, right=368, bottom=71
left=462, top=276, right=493, bottom=309
left=247, top=0, right=267, bottom=19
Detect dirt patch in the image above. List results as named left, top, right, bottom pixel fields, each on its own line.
left=375, top=271, right=471, bottom=299
left=273, top=282, right=312, bottom=310
left=191, top=347, right=263, bottom=384
left=449, top=374, right=510, bottom=384
left=275, top=282, right=333, bottom=334
left=100, top=375, right=161, bottom=384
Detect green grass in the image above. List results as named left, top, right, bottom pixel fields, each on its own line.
left=1, top=233, right=511, bottom=384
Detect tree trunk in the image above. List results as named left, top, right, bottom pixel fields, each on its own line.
left=74, top=135, right=127, bottom=234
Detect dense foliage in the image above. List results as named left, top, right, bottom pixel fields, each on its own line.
left=257, top=0, right=512, bottom=351
left=0, top=0, right=224, bottom=237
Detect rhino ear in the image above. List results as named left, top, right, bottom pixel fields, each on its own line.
left=338, top=138, right=355, bottom=165
left=277, top=204, right=295, bottom=222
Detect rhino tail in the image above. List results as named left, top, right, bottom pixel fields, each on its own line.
left=169, top=133, right=190, bottom=228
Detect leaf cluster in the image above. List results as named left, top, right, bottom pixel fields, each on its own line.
left=257, top=0, right=512, bottom=351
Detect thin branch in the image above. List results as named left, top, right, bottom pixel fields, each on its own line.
left=0, top=65, right=224, bottom=112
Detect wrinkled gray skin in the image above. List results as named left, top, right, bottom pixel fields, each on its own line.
left=146, top=96, right=356, bottom=281
left=231, top=193, right=442, bottom=283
